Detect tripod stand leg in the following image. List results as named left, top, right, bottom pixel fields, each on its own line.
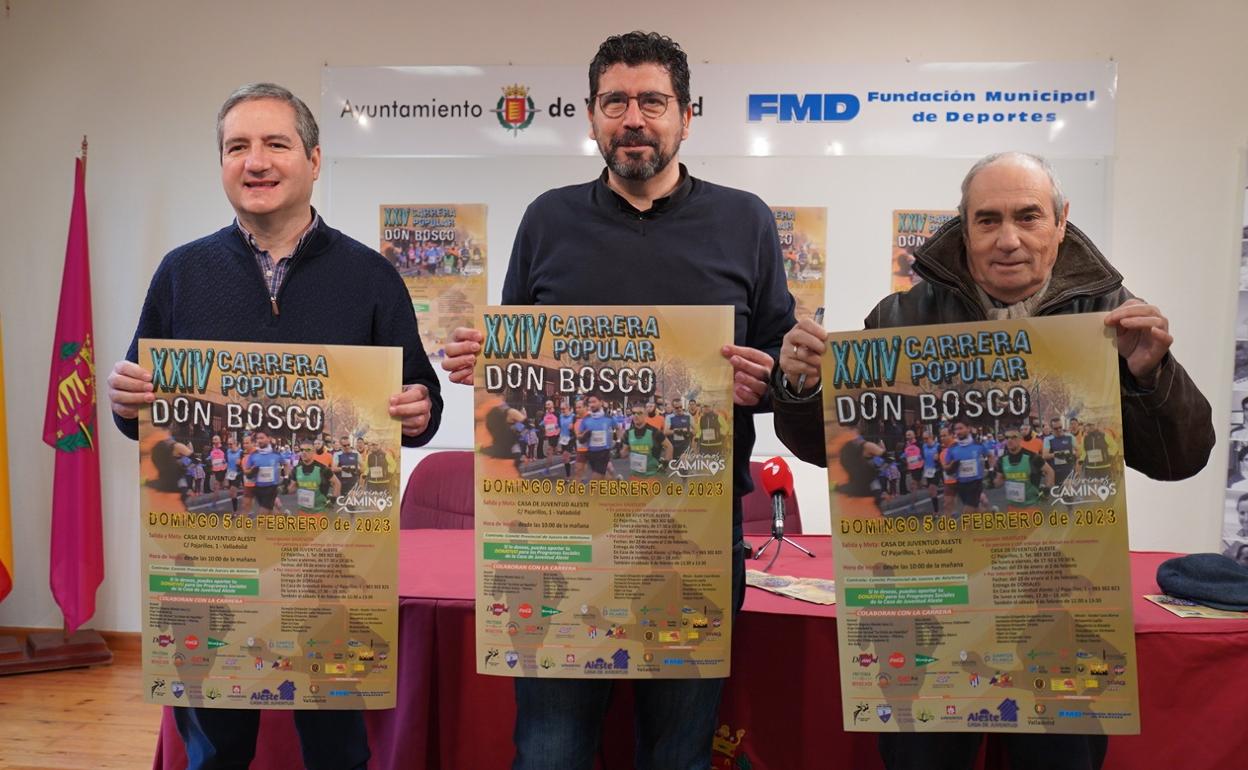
left=753, top=537, right=777, bottom=559
left=780, top=536, right=816, bottom=557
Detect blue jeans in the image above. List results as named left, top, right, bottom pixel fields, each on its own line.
left=512, top=535, right=745, bottom=770
left=878, top=733, right=1108, bottom=770
left=173, top=707, right=369, bottom=770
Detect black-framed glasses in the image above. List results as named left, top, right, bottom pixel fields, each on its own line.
left=595, top=91, right=676, bottom=119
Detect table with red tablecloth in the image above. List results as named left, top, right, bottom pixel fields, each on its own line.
left=153, top=532, right=1248, bottom=769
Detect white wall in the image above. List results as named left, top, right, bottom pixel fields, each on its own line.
left=1, top=0, right=1245, bottom=632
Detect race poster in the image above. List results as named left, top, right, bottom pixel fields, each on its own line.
left=771, top=206, right=827, bottom=319
left=822, top=314, right=1139, bottom=734
left=379, top=203, right=487, bottom=359
left=891, top=210, right=956, bottom=293
left=474, top=306, right=734, bottom=679
left=138, top=339, right=402, bottom=709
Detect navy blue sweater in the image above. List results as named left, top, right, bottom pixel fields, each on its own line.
left=116, top=220, right=442, bottom=446
left=503, top=168, right=796, bottom=515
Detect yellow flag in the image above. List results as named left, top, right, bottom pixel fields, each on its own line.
left=0, top=318, right=12, bottom=601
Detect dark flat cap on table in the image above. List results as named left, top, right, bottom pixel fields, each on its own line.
left=1156, top=553, right=1248, bottom=612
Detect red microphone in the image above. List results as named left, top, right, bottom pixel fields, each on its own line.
left=760, top=457, right=794, bottom=536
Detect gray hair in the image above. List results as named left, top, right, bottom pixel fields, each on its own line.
left=958, top=152, right=1066, bottom=225
left=216, top=83, right=319, bottom=159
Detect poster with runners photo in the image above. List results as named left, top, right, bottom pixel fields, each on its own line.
left=379, top=203, right=487, bottom=360
left=473, top=306, right=734, bottom=679
left=891, top=209, right=957, bottom=293
left=771, top=205, right=827, bottom=320
left=820, top=313, right=1139, bottom=734
left=137, top=339, right=402, bottom=709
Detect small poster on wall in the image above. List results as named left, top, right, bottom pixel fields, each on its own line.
left=379, top=203, right=487, bottom=360
left=891, top=210, right=957, bottom=293
left=771, top=206, right=827, bottom=320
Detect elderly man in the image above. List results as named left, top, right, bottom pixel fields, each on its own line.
left=443, top=30, right=794, bottom=770
left=772, top=152, right=1213, bottom=770
left=106, top=82, right=442, bottom=770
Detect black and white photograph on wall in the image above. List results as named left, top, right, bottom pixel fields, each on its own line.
left=1234, top=341, right=1248, bottom=386
left=1240, top=235, right=1248, bottom=290
left=1224, top=490, right=1248, bottom=541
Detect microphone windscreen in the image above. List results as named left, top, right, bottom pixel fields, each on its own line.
left=760, top=456, right=794, bottom=497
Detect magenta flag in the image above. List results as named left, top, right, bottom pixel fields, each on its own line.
left=42, top=154, right=103, bottom=633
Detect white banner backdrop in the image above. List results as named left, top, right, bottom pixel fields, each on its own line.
left=321, top=62, right=1116, bottom=159
left=320, top=63, right=1115, bottom=456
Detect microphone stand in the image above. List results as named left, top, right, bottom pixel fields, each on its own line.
left=754, top=493, right=815, bottom=571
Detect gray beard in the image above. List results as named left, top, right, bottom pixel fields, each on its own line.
left=602, top=130, right=679, bottom=181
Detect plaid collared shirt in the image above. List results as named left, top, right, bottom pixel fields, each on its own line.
left=235, top=210, right=321, bottom=301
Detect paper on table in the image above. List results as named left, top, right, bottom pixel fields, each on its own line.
left=1144, top=594, right=1248, bottom=619
left=746, top=570, right=837, bottom=605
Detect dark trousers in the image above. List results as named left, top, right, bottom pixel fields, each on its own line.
left=511, top=531, right=745, bottom=770
left=173, top=707, right=369, bottom=770
left=879, top=733, right=1108, bottom=770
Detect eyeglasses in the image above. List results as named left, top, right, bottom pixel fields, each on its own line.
left=595, top=91, right=676, bottom=119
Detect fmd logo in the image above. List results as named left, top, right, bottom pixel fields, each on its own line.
left=748, top=93, right=860, bottom=122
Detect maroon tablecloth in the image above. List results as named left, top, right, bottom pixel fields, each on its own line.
left=153, top=532, right=1248, bottom=770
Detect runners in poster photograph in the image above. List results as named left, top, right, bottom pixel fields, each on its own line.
left=475, top=358, right=730, bottom=487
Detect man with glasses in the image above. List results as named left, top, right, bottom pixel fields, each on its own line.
left=442, top=30, right=793, bottom=770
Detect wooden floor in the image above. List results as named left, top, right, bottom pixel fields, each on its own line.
left=0, top=647, right=163, bottom=770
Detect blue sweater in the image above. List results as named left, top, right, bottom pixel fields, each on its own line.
left=115, top=220, right=442, bottom=446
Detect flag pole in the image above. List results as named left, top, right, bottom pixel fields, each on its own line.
left=64, top=134, right=87, bottom=646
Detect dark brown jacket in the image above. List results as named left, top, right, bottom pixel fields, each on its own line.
left=773, top=218, right=1214, bottom=481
